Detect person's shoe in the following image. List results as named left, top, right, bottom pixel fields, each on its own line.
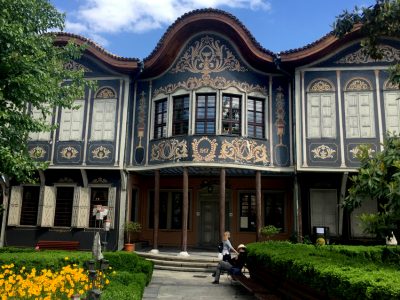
left=212, top=272, right=216, bottom=277
left=212, top=281, right=219, bottom=284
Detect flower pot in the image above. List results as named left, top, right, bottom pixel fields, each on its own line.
left=124, top=243, right=135, bottom=252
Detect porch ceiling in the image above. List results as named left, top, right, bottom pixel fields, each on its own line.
left=131, top=167, right=292, bottom=177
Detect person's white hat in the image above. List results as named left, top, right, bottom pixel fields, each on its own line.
left=237, top=244, right=246, bottom=250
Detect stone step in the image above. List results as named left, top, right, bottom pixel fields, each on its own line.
left=137, top=251, right=219, bottom=263
left=146, top=258, right=216, bottom=269
left=154, top=265, right=213, bottom=272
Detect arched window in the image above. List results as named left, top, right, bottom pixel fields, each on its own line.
left=344, top=78, right=375, bottom=138
left=306, top=79, right=336, bottom=138
left=91, top=87, right=117, bottom=141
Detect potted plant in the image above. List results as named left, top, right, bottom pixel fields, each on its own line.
left=260, top=225, right=280, bottom=241
left=124, top=221, right=142, bottom=252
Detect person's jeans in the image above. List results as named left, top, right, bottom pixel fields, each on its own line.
left=215, top=261, right=232, bottom=282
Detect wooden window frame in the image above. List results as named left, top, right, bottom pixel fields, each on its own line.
left=195, top=94, right=216, bottom=134
left=154, top=98, right=168, bottom=139
left=222, top=94, right=241, bottom=135
left=247, top=97, right=264, bottom=138
left=172, top=95, right=190, bottom=136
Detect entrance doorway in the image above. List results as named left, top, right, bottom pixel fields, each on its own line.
left=198, top=188, right=230, bottom=248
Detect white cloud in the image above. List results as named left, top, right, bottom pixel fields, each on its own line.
left=63, top=0, right=271, bottom=46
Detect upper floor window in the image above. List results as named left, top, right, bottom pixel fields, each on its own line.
left=344, top=78, right=375, bottom=138
left=154, top=98, right=168, bottom=139
left=195, top=94, right=216, bottom=134
left=383, top=79, right=400, bottom=134
left=172, top=95, right=189, bottom=135
left=91, top=87, right=117, bottom=141
left=306, top=79, right=336, bottom=139
left=59, top=100, right=85, bottom=141
left=28, top=106, right=52, bottom=141
left=247, top=97, right=264, bottom=138
left=222, top=94, right=241, bottom=135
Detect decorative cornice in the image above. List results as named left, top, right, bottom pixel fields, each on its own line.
left=345, top=78, right=371, bottom=91
left=64, top=60, right=91, bottom=72
left=308, top=79, right=334, bottom=92
left=171, top=35, right=247, bottom=76
left=153, top=75, right=267, bottom=98
left=335, top=45, right=400, bottom=64
left=95, top=87, right=116, bottom=99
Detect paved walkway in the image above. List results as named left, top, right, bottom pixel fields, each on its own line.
left=143, top=269, right=256, bottom=300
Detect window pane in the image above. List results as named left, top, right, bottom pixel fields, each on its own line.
left=20, top=186, right=40, bottom=226
left=240, top=193, right=256, bottom=232
left=90, top=188, right=109, bottom=228
left=264, top=193, right=284, bottom=231
left=54, top=187, right=74, bottom=227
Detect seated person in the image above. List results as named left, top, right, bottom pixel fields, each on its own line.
left=212, top=244, right=247, bottom=284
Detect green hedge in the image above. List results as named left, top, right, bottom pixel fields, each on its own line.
left=0, top=249, right=153, bottom=299
left=247, top=242, right=400, bottom=300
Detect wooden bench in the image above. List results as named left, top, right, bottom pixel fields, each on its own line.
left=36, top=240, right=80, bottom=251
left=231, top=273, right=280, bottom=300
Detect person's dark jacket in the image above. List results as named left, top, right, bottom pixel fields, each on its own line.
left=228, top=250, right=247, bottom=269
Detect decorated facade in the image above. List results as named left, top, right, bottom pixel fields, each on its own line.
left=3, top=9, right=400, bottom=250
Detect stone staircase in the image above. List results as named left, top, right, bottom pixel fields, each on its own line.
left=136, top=249, right=219, bottom=272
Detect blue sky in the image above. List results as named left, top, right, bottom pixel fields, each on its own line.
left=50, top=0, right=375, bottom=60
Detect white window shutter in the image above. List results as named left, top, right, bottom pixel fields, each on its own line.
left=38, top=186, right=56, bottom=227
left=307, top=94, right=321, bottom=138
left=320, top=94, right=335, bottom=138
left=384, top=91, right=400, bottom=134
left=7, top=186, right=23, bottom=226
left=71, top=187, right=90, bottom=228
left=108, top=187, right=117, bottom=229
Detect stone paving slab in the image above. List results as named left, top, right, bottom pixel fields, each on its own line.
left=143, top=269, right=256, bottom=299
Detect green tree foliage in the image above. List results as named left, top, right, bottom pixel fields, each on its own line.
left=333, top=0, right=400, bottom=88
left=344, top=134, right=400, bottom=237
left=0, top=0, right=91, bottom=183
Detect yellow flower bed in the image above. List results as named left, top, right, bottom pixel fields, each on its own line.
left=0, top=259, right=110, bottom=299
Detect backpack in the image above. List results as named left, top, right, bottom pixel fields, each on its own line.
left=217, top=242, right=223, bottom=253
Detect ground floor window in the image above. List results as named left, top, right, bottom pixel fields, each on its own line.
left=149, top=191, right=190, bottom=230
left=20, top=186, right=40, bottom=226
left=54, top=187, right=74, bottom=227
left=310, top=189, right=338, bottom=236
left=89, top=187, right=109, bottom=228
left=264, top=192, right=285, bottom=231
left=239, top=193, right=256, bottom=231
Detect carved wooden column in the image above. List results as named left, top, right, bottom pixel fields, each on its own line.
left=151, top=170, right=160, bottom=253
left=180, top=167, right=189, bottom=256
left=256, top=170, right=262, bottom=241
left=219, top=168, right=226, bottom=240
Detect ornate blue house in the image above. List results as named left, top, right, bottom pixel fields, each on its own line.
left=3, top=9, right=399, bottom=251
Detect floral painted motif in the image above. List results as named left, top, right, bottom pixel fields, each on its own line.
left=60, top=146, right=79, bottom=159
left=335, top=45, right=400, bottom=64
left=151, top=139, right=188, bottom=162
left=192, top=137, right=218, bottom=162
left=92, top=146, right=111, bottom=159
left=29, top=146, right=46, bottom=159
left=171, top=35, right=247, bottom=76
left=311, top=145, right=336, bottom=159
left=219, top=138, right=269, bottom=164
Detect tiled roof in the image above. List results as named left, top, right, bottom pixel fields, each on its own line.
left=52, top=32, right=140, bottom=62
left=279, top=31, right=334, bottom=55
left=144, top=8, right=275, bottom=62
